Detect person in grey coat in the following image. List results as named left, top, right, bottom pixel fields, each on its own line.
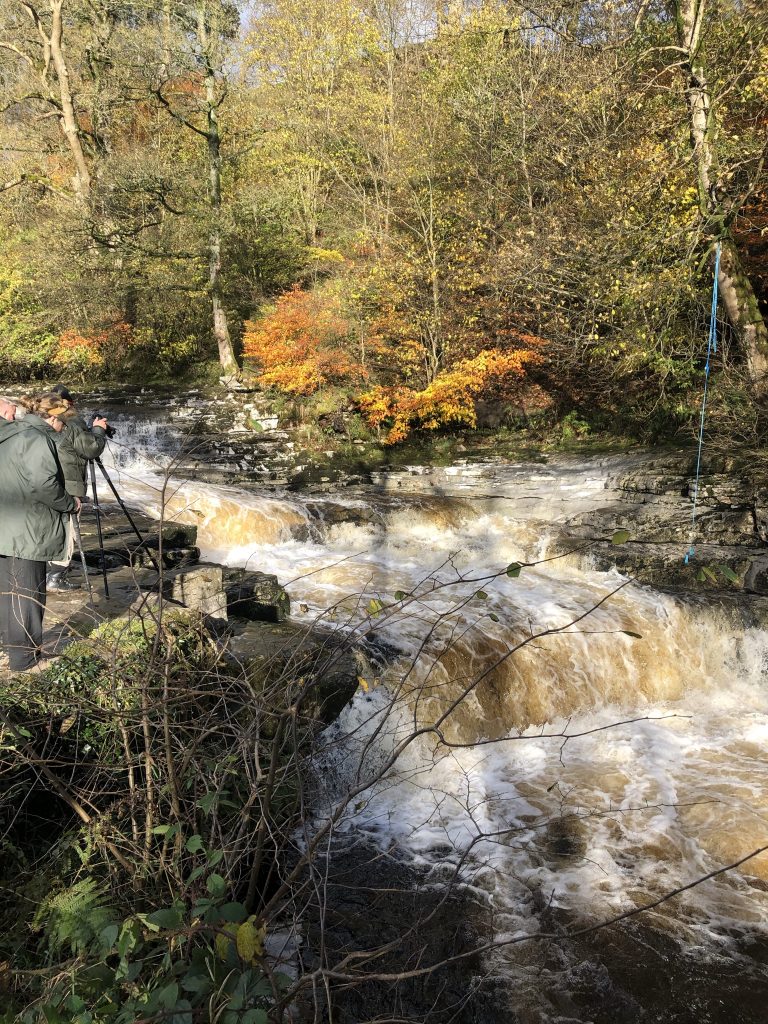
left=0, top=395, right=79, bottom=671
left=46, top=385, right=108, bottom=590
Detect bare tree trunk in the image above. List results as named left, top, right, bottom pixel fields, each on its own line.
left=674, top=0, right=768, bottom=386
left=21, top=0, right=91, bottom=201
left=197, top=4, right=238, bottom=379
left=718, top=239, right=768, bottom=381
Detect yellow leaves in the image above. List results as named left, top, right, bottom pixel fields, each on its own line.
left=215, top=917, right=266, bottom=965
left=306, top=246, right=345, bottom=265
left=236, top=917, right=267, bottom=962
left=359, top=346, right=544, bottom=444
left=357, top=676, right=369, bottom=692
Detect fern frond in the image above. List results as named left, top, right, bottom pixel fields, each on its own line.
left=35, top=877, right=115, bottom=957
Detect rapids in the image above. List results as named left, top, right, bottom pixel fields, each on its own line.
left=97, top=400, right=768, bottom=1015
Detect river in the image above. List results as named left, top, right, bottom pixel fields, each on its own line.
left=94, top=391, right=768, bottom=1022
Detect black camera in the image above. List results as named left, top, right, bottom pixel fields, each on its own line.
left=89, top=412, right=116, bottom=439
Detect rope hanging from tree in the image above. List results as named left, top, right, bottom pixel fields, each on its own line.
left=684, top=242, right=722, bottom=565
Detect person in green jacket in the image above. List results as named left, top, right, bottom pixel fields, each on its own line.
left=0, top=394, right=79, bottom=671
left=46, top=385, right=109, bottom=591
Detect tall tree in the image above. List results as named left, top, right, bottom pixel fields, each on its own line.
left=671, top=0, right=768, bottom=385
left=155, top=0, right=240, bottom=378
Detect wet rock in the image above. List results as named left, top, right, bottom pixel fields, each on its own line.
left=544, top=814, right=588, bottom=861
left=131, top=545, right=201, bottom=569
left=223, top=568, right=290, bottom=622
left=142, top=522, right=199, bottom=548
left=297, top=839, right=495, bottom=1024
left=82, top=548, right=126, bottom=570
left=162, top=564, right=228, bottom=623
left=228, top=620, right=370, bottom=725
left=304, top=500, right=379, bottom=530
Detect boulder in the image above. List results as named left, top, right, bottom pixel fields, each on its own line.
left=223, top=568, right=290, bottom=622
left=142, top=522, right=199, bottom=548
left=228, top=620, right=364, bottom=725
left=162, top=564, right=227, bottom=623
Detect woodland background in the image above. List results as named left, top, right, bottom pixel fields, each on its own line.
left=1, top=0, right=767, bottom=443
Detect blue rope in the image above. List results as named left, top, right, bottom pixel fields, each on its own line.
left=685, top=242, right=721, bottom=565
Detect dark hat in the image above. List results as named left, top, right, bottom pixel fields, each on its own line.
left=52, top=383, right=74, bottom=403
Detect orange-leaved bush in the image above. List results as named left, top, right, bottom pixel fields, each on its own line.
left=358, top=346, right=544, bottom=444
left=243, top=287, right=366, bottom=396
left=52, top=322, right=135, bottom=378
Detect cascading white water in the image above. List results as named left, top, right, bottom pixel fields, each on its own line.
left=94, top=412, right=768, bottom=988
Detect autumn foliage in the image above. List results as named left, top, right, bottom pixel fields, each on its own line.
left=358, top=346, right=545, bottom=444
left=243, top=288, right=366, bottom=396
left=52, top=323, right=135, bottom=377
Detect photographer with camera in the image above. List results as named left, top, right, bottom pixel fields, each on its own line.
left=47, top=385, right=111, bottom=591
left=0, top=394, right=80, bottom=670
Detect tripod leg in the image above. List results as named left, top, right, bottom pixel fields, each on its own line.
left=72, top=512, right=95, bottom=608
left=95, top=459, right=160, bottom=572
left=88, top=460, right=110, bottom=599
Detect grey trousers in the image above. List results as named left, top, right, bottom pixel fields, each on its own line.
left=0, top=556, right=47, bottom=671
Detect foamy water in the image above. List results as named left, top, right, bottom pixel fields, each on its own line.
left=95, top=420, right=768, bottom=970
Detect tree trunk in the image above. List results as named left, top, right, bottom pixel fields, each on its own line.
left=718, top=238, right=768, bottom=381
left=674, top=0, right=768, bottom=387
left=198, top=5, right=238, bottom=379
left=48, top=0, right=91, bottom=201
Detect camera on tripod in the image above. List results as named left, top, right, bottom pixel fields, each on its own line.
left=88, top=412, right=116, bottom=439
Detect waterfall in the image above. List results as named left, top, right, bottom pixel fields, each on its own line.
left=90, top=399, right=768, bottom=997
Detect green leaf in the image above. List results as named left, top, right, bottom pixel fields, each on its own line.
left=156, top=982, right=179, bottom=1009
left=716, top=564, right=741, bottom=584
left=169, top=1003, right=193, bottom=1024
left=152, top=823, right=179, bottom=839
left=241, top=1012, right=268, bottom=1024
left=137, top=913, right=161, bottom=933
left=117, top=921, right=141, bottom=958
left=99, top=923, right=119, bottom=951
left=367, top=597, right=384, bottom=616
left=622, top=630, right=643, bottom=639
left=207, top=849, right=224, bottom=867
left=191, top=897, right=216, bottom=919
left=186, top=864, right=207, bottom=885
left=196, top=792, right=218, bottom=815
left=394, top=590, right=407, bottom=601
left=611, top=530, right=631, bottom=545
left=206, top=873, right=227, bottom=898
left=185, top=834, right=204, bottom=854
left=505, top=562, right=523, bottom=578
left=218, top=901, right=248, bottom=923
left=146, top=906, right=183, bottom=930
left=476, top=590, right=488, bottom=600
left=700, top=565, right=718, bottom=583
left=489, top=612, right=500, bottom=623
left=123, top=959, right=143, bottom=983
left=180, top=970, right=212, bottom=995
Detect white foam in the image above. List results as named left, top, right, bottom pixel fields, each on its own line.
left=101, top=420, right=768, bottom=956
